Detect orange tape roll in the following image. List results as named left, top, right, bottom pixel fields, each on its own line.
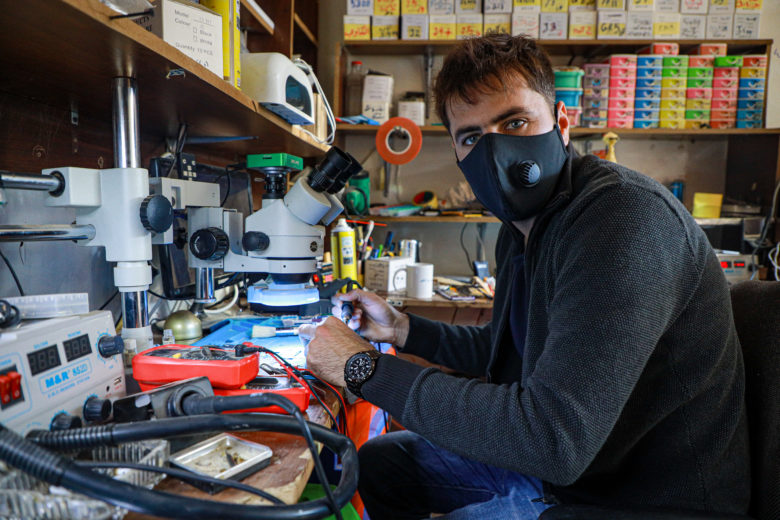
left=375, top=117, right=423, bottom=165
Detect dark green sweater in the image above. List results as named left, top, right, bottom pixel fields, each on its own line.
left=362, top=151, right=750, bottom=514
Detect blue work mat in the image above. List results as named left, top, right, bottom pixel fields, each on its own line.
left=193, top=316, right=308, bottom=368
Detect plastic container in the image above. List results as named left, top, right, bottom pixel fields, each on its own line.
left=661, top=78, right=686, bottom=89
left=567, top=106, right=582, bottom=126
left=689, top=56, right=715, bottom=68
left=610, top=87, right=635, bottom=99
left=584, top=87, right=610, bottom=99
left=711, top=109, right=737, bottom=120
left=639, top=43, right=679, bottom=55
left=661, top=67, right=686, bottom=78
left=742, top=55, right=768, bottom=68
left=710, top=120, right=736, bottom=129
left=737, top=99, right=764, bottom=110
left=638, top=55, right=664, bottom=68
left=582, top=117, right=608, bottom=128
left=637, top=77, right=663, bottom=88
left=583, top=76, right=608, bottom=88
left=687, top=78, right=713, bottom=89
left=740, top=67, right=767, bottom=79
left=635, top=98, right=661, bottom=110
left=687, top=67, right=714, bottom=79
left=661, top=88, right=687, bottom=99
left=634, top=120, right=660, bottom=129
left=692, top=192, right=723, bottom=218
left=695, top=43, right=726, bottom=56
left=684, top=120, right=709, bottom=130
left=685, top=109, right=710, bottom=121
left=736, top=120, right=763, bottom=129
left=345, top=61, right=367, bottom=116
left=636, top=68, right=663, bottom=79
left=610, top=66, right=638, bottom=79
left=584, top=108, right=608, bottom=119
left=582, top=96, right=608, bottom=108
left=686, top=88, right=712, bottom=100
left=660, top=99, right=686, bottom=110
left=663, top=56, right=689, bottom=67
left=608, top=98, right=633, bottom=110
left=713, top=78, right=738, bottom=89
left=660, top=109, right=685, bottom=120
left=608, top=109, right=634, bottom=120
left=609, top=54, right=638, bottom=67
left=738, top=88, right=765, bottom=100
left=609, top=77, right=636, bottom=89
left=686, top=98, right=712, bottom=110
left=607, top=118, right=634, bottom=128
left=554, top=67, right=585, bottom=88
left=712, top=87, right=738, bottom=100
left=713, top=56, right=743, bottom=67
left=739, top=78, right=766, bottom=90
left=555, top=88, right=584, bottom=106
left=635, top=88, right=662, bottom=100
left=660, top=119, right=685, bottom=129
left=583, top=63, right=611, bottom=78
left=712, top=99, right=737, bottom=110
left=635, top=109, right=660, bottom=121
left=737, top=109, right=763, bottom=122
left=713, top=67, right=739, bottom=79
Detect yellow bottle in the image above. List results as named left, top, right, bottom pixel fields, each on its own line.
left=331, top=218, right=358, bottom=289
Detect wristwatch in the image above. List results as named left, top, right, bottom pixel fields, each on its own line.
left=344, top=349, right=382, bottom=399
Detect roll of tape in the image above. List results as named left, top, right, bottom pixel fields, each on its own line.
left=375, top=117, right=423, bottom=165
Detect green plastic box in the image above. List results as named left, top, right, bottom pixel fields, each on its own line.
left=685, top=109, right=711, bottom=121
left=554, top=68, right=585, bottom=88
left=299, top=484, right=360, bottom=520
left=714, top=56, right=743, bottom=67
left=687, top=78, right=713, bottom=89
left=246, top=152, right=304, bottom=171
left=662, top=67, right=687, bottom=78
left=663, top=56, right=689, bottom=68
left=687, top=67, right=714, bottom=78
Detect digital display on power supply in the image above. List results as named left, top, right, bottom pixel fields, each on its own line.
left=63, top=334, right=92, bottom=362
left=27, top=345, right=62, bottom=376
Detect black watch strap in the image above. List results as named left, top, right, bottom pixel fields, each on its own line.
left=344, top=349, right=382, bottom=399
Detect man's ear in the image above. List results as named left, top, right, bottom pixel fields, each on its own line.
left=556, top=101, right=570, bottom=146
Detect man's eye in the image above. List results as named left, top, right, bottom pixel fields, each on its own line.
left=462, top=134, right=480, bottom=146
left=506, top=119, right=526, bottom=130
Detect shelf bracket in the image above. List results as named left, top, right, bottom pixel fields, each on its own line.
left=424, top=46, right=434, bottom=121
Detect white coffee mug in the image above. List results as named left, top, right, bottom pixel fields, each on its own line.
left=405, top=263, right=434, bottom=299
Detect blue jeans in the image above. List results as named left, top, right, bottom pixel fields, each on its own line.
left=358, top=430, right=552, bottom=520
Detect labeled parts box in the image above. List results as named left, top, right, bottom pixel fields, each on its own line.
left=429, top=0, right=455, bottom=13
left=344, top=15, right=371, bottom=40
left=512, top=11, right=540, bottom=37
left=372, top=15, right=400, bottom=39
left=402, top=14, right=430, bottom=39
left=540, top=12, right=568, bottom=39
left=365, top=257, right=413, bottom=292
left=347, top=0, right=374, bottom=15
left=430, top=14, right=457, bottom=39
left=135, top=0, right=223, bottom=78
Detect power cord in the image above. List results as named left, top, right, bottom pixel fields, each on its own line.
left=294, top=58, right=336, bottom=146
left=0, top=300, right=21, bottom=329
left=460, top=223, right=474, bottom=270
left=0, top=249, right=24, bottom=296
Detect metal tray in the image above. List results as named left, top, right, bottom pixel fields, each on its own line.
left=168, top=433, right=273, bottom=494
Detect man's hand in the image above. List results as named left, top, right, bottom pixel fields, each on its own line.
left=332, top=289, right=410, bottom=347
left=300, top=316, right=374, bottom=387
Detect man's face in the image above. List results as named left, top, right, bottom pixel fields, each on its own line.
left=447, top=75, right=570, bottom=162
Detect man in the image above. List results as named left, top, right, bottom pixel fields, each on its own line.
left=301, top=34, right=749, bottom=519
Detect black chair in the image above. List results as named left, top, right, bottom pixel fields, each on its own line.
left=539, top=281, right=780, bottom=520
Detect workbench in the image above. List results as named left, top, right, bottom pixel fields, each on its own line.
left=382, top=292, right=493, bottom=326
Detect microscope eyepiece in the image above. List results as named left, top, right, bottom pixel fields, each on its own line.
left=307, top=147, right=362, bottom=194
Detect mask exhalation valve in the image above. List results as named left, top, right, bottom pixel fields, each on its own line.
left=516, top=161, right=541, bottom=187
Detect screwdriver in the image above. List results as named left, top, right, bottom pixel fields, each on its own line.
left=341, top=301, right=354, bottom=324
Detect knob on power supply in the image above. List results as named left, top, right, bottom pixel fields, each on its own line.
left=50, top=413, right=83, bottom=431
left=83, top=396, right=112, bottom=423
left=98, top=335, right=124, bottom=358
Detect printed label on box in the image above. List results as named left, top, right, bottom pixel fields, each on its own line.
left=569, top=0, right=596, bottom=9
left=348, top=0, right=374, bottom=15
left=681, top=0, right=708, bottom=13
left=709, top=0, right=734, bottom=13
left=733, top=12, right=760, bottom=38
left=375, top=0, right=401, bottom=14
left=484, top=13, right=512, bottom=33
left=363, top=74, right=394, bottom=104
left=429, top=0, right=455, bottom=13
left=512, top=11, right=540, bottom=36
left=362, top=103, right=391, bottom=124
left=540, top=12, right=568, bottom=38
left=598, top=11, right=627, bottom=38
left=344, top=15, right=371, bottom=40
left=430, top=14, right=457, bottom=38
left=654, top=12, right=680, bottom=38
left=402, top=0, right=428, bottom=13
left=628, top=0, right=654, bottom=9
left=735, top=0, right=761, bottom=10
left=627, top=12, right=653, bottom=38
left=655, top=0, right=679, bottom=11
left=680, top=14, right=706, bottom=38
left=597, top=0, right=625, bottom=8
left=570, top=10, right=596, bottom=38
left=456, top=0, right=482, bottom=12
left=542, top=0, right=568, bottom=11
left=373, top=15, right=400, bottom=39
left=514, top=0, right=542, bottom=10
left=706, top=13, right=732, bottom=38
left=484, top=0, right=513, bottom=12
left=456, top=13, right=483, bottom=37
left=402, top=14, right=429, bottom=38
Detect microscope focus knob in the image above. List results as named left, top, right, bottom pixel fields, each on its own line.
left=190, top=228, right=229, bottom=261
left=50, top=413, right=82, bottom=431
left=242, top=232, right=270, bottom=252
left=98, top=335, right=124, bottom=358
left=140, top=195, right=174, bottom=233
left=83, top=396, right=112, bottom=423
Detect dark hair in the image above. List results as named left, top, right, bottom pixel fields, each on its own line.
left=434, top=34, right=556, bottom=130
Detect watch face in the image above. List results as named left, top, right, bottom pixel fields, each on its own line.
left=346, top=353, right=374, bottom=383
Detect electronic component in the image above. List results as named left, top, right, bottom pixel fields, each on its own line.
left=716, top=252, right=755, bottom=284
left=0, top=311, right=125, bottom=435
left=242, top=53, right=315, bottom=125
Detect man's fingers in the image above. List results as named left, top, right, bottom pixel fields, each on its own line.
left=298, top=323, right=317, bottom=339
left=331, top=289, right=363, bottom=306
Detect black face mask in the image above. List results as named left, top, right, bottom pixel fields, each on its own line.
left=456, top=126, right=569, bottom=222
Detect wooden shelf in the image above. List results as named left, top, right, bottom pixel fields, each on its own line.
left=0, top=0, right=328, bottom=158
left=294, top=13, right=317, bottom=47
left=240, top=0, right=274, bottom=35
left=337, top=124, right=780, bottom=139
left=344, top=39, right=773, bottom=56
left=350, top=215, right=500, bottom=223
